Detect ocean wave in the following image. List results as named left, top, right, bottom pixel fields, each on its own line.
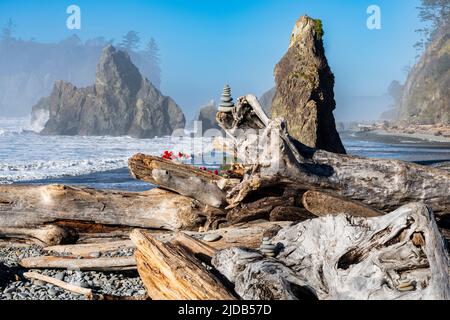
left=0, top=158, right=128, bottom=184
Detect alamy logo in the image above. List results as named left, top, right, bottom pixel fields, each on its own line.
left=66, top=5, right=81, bottom=30
left=367, top=5, right=381, bottom=30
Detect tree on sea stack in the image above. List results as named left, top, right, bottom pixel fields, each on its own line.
left=218, top=85, right=235, bottom=112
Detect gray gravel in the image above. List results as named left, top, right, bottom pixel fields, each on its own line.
left=0, top=244, right=145, bottom=300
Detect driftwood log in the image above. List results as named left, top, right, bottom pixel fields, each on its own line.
left=130, top=229, right=236, bottom=300
left=301, top=190, right=383, bottom=218
left=23, top=271, right=93, bottom=297
left=19, top=255, right=136, bottom=271
left=128, top=155, right=312, bottom=225
left=212, top=203, right=450, bottom=300
left=44, top=240, right=134, bottom=257
left=0, top=185, right=215, bottom=231
left=213, top=95, right=450, bottom=216
left=44, top=220, right=290, bottom=262
left=0, top=225, right=78, bottom=246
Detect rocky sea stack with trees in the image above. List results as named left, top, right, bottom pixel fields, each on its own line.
left=0, top=22, right=162, bottom=117
left=31, top=45, right=185, bottom=138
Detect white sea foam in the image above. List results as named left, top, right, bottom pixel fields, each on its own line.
left=0, top=117, right=216, bottom=184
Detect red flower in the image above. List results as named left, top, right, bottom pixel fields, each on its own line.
left=178, top=152, right=183, bottom=158
left=214, top=169, right=219, bottom=175
left=162, top=150, right=174, bottom=160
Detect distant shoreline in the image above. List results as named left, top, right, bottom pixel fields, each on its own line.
left=345, top=129, right=450, bottom=146
left=370, top=129, right=450, bottom=144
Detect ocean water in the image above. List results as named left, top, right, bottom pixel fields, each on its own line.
left=1, top=118, right=449, bottom=191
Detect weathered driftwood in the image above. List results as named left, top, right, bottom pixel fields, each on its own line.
left=128, top=154, right=232, bottom=208
left=23, top=271, right=93, bottom=297
left=130, top=229, right=236, bottom=300
left=128, top=155, right=311, bottom=225
left=44, top=240, right=134, bottom=257
left=23, top=271, right=147, bottom=300
left=19, top=255, right=136, bottom=271
left=186, top=221, right=292, bottom=251
left=212, top=203, right=450, bottom=300
left=0, top=225, right=78, bottom=246
left=170, top=232, right=217, bottom=263
left=40, top=221, right=290, bottom=268
left=225, top=189, right=313, bottom=225
left=301, top=190, right=383, bottom=218
left=215, top=94, right=450, bottom=216
left=0, top=185, right=211, bottom=230
left=212, top=248, right=317, bottom=300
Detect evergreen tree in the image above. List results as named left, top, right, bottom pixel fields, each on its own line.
left=119, top=31, right=141, bottom=52
left=145, top=38, right=160, bottom=65
left=1, top=18, right=15, bottom=43
left=413, top=1, right=449, bottom=61
left=144, top=38, right=161, bottom=87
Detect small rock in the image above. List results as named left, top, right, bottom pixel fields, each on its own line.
left=17, top=292, right=28, bottom=299
left=4, top=287, right=16, bottom=294
left=33, top=280, right=46, bottom=286
left=48, top=288, right=58, bottom=296
left=55, top=272, right=65, bottom=281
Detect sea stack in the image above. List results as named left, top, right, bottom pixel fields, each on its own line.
left=218, top=85, right=234, bottom=112
left=32, top=45, right=185, bottom=138
left=271, top=16, right=346, bottom=154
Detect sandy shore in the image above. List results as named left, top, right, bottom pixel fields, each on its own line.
left=371, top=129, right=450, bottom=143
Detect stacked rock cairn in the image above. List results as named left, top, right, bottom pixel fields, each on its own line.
left=218, top=85, right=234, bottom=112
left=260, top=237, right=276, bottom=257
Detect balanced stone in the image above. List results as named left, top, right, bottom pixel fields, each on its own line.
left=218, top=85, right=234, bottom=112
left=259, top=237, right=276, bottom=257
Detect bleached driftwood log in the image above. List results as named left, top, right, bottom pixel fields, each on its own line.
left=0, top=225, right=78, bottom=246
left=44, top=240, right=134, bottom=257
left=0, top=185, right=212, bottom=231
left=214, top=95, right=450, bottom=216
left=130, top=229, right=236, bottom=300
left=128, top=154, right=231, bottom=208
left=212, top=203, right=450, bottom=300
left=20, top=255, right=136, bottom=271
left=128, top=155, right=311, bottom=224
left=186, top=220, right=292, bottom=251
left=23, top=272, right=93, bottom=297
left=301, top=190, right=383, bottom=218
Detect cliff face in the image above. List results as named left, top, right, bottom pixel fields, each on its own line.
left=34, top=46, right=185, bottom=138
left=271, top=16, right=346, bottom=154
left=397, top=30, right=450, bottom=125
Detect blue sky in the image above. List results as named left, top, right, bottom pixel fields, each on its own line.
left=0, top=0, right=423, bottom=119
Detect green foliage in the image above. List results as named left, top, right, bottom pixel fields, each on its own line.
left=1, top=18, right=15, bottom=43
left=119, top=31, right=141, bottom=52
left=388, top=80, right=404, bottom=105
left=314, top=19, right=324, bottom=40
left=416, top=0, right=449, bottom=48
